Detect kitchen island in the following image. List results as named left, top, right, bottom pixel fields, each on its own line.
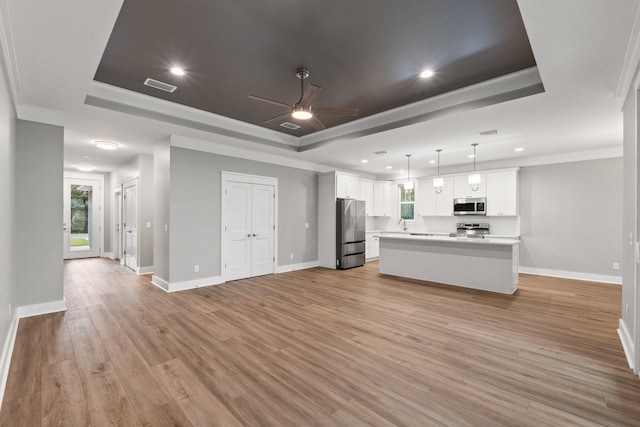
left=378, top=234, right=519, bottom=294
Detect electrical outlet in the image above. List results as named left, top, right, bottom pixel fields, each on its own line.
left=305, top=223, right=309, bottom=229
left=290, top=253, right=294, bottom=260
left=194, top=264, right=199, bottom=273
left=626, top=304, right=629, bottom=317
left=164, top=224, right=168, bottom=232
left=613, top=262, right=620, bottom=270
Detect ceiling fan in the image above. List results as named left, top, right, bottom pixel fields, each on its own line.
left=249, top=67, right=359, bottom=131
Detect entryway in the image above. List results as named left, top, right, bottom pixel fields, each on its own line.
left=63, top=173, right=103, bottom=259
left=221, top=172, right=277, bottom=282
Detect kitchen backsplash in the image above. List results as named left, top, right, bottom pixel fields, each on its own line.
left=372, top=215, right=520, bottom=236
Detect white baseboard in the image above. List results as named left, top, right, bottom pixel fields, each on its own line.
left=518, top=267, right=622, bottom=285
left=618, top=319, right=635, bottom=372
left=277, top=261, right=320, bottom=273
left=16, top=299, right=67, bottom=319
left=152, top=275, right=224, bottom=293
left=0, top=314, right=18, bottom=410
left=137, top=266, right=154, bottom=275
left=151, top=275, right=170, bottom=292
left=103, top=252, right=115, bottom=260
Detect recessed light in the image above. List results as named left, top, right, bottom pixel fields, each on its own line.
left=361, top=159, right=368, bottom=163
left=468, top=154, right=475, bottom=158
left=170, top=67, right=186, bottom=76
left=429, top=160, right=436, bottom=164
left=95, top=140, right=119, bottom=150
left=419, top=69, right=435, bottom=79
left=77, top=165, right=94, bottom=172
left=515, top=147, right=524, bottom=152
left=386, top=166, right=392, bottom=169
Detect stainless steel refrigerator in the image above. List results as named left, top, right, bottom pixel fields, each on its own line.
left=336, top=198, right=366, bottom=269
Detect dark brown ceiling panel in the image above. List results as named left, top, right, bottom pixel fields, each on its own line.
left=94, top=0, right=537, bottom=136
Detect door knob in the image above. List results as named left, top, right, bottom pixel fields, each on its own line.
left=247, top=234, right=251, bottom=238
left=253, top=233, right=258, bottom=237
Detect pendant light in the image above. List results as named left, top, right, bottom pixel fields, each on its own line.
left=433, top=149, right=444, bottom=193
left=404, top=154, right=413, bottom=190
left=468, top=143, right=481, bottom=191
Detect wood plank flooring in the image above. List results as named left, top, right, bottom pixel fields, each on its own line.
left=2, top=258, right=640, bottom=426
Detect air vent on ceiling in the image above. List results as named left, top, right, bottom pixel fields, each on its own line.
left=479, top=129, right=500, bottom=136
left=143, top=78, right=177, bottom=93
left=375, top=150, right=388, bottom=155
left=280, top=122, right=301, bottom=130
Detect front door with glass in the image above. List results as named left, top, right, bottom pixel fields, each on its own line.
left=63, top=178, right=102, bottom=259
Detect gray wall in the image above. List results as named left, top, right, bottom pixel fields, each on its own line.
left=168, top=147, right=318, bottom=283
left=0, top=57, right=17, bottom=354
left=15, top=120, right=64, bottom=306
left=153, top=141, right=170, bottom=282
left=519, top=158, right=622, bottom=277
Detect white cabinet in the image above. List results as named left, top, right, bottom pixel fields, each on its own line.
left=373, top=181, right=392, bottom=217
left=454, top=174, right=486, bottom=198
left=359, top=179, right=374, bottom=216
left=336, top=173, right=359, bottom=199
left=365, top=233, right=380, bottom=259
left=486, top=171, right=518, bottom=216
left=416, top=177, right=454, bottom=216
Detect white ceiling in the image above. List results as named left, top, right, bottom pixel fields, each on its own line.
left=1, top=0, right=638, bottom=179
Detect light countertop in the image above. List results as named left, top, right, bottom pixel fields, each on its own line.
left=377, top=233, right=520, bottom=246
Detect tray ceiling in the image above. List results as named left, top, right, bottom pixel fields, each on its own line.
left=94, top=0, right=537, bottom=137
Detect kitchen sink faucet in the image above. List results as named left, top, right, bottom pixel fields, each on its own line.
left=399, top=219, right=408, bottom=231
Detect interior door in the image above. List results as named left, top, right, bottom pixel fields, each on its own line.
left=251, top=184, right=275, bottom=277
left=123, top=181, right=138, bottom=271
left=63, top=178, right=102, bottom=259
left=114, top=187, right=122, bottom=261
left=224, top=181, right=252, bottom=281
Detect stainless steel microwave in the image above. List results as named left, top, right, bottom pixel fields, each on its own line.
left=453, top=197, right=486, bottom=216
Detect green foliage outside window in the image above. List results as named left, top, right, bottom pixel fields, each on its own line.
left=399, top=184, right=415, bottom=220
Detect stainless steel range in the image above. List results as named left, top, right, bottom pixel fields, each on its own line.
left=454, top=223, right=490, bottom=238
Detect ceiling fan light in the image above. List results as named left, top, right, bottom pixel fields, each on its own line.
left=292, top=107, right=312, bottom=120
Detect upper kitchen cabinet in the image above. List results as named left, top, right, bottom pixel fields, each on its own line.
left=417, top=177, right=454, bottom=216
left=359, top=179, right=374, bottom=216
left=373, top=181, right=392, bottom=217
left=486, top=170, right=518, bottom=216
left=336, top=172, right=359, bottom=199
left=454, top=174, right=486, bottom=198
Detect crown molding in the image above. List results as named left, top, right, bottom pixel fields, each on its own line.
left=170, top=134, right=333, bottom=173
left=616, top=3, right=640, bottom=104
left=16, top=105, right=65, bottom=126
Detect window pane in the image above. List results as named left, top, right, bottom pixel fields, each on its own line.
left=400, top=203, right=414, bottom=220
left=400, top=186, right=414, bottom=202
left=70, top=184, right=93, bottom=251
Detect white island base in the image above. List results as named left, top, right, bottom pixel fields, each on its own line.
left=378, top=235, right=519, bottom=294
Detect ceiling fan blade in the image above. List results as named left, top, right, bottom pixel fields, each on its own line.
left=299, top=84, right=322, bottom=107
left=312, top=107, right=359, bottom=117
left=249, top=94, right=292, bottom=109
left=308, top=116, right=326, bottom=131
left=264, top=112, right=292, bottom=124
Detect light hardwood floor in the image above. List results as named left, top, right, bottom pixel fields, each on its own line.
left=1, top=258, right=640, bottom=426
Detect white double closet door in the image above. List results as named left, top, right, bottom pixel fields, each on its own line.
left=223, top=177, right=276, bottom=281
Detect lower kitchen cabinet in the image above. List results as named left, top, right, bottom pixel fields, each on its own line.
left=366, top=233, right=380, bottom=259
